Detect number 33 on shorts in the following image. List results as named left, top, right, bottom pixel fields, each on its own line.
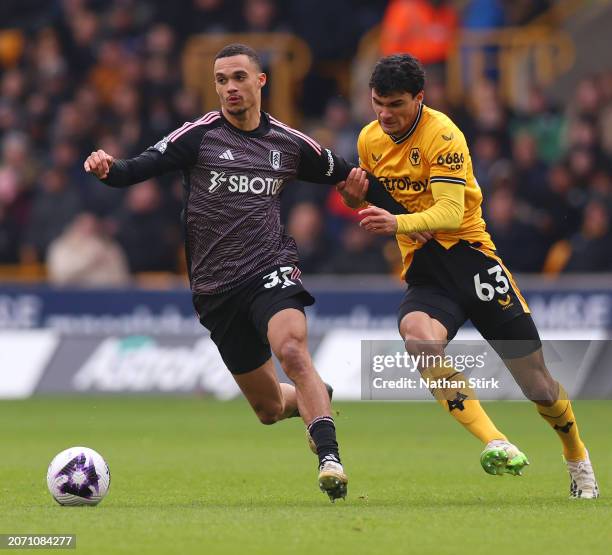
left=263, top=266, right=302, bottom=289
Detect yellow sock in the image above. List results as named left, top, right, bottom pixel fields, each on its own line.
left=537, top=382, right=586, bottom=461
left=422, top=366, right=506, bottom=444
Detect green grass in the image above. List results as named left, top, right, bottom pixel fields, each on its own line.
left=1, top=398, right=611, bottom=554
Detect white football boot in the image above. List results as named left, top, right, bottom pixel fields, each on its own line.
left=567, top=450, right=600, bottom=499
left=318, top=455, right=348, bottom=502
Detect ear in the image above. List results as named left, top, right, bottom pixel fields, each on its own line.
left=416, top=90, right=425, bottom=102
left=258, top=73, right=267, bottom=88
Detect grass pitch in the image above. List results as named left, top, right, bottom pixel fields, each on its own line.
left=1, top=397, right=610, bottom=554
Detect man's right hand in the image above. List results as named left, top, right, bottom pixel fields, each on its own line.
left=336, top=167, right=369, bottom=208
left=84, top=149, right=114, bottom=179
left=408, top=231, right=434, bottom=243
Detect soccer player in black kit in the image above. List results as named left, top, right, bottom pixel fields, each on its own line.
left=85, top=43, right=398, bottom=502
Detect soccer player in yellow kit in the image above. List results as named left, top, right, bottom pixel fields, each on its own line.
left=339, top=54, right=599, bottom=498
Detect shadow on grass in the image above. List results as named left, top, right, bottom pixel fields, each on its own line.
left=101, top=495, right=574, bottom=510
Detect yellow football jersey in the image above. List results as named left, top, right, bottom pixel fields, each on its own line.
left=358, top=103, right=496, bottom=278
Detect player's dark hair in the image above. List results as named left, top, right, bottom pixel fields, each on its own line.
left=215, top=43, right=262, bottom=71
left=369, top=54, right=425, bottom=97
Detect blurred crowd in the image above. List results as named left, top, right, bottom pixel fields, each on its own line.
left=0, top=0, right=610, bottom=286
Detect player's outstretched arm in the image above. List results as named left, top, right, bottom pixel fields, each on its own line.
left=84, top=124, right=203, bottom=188
left=84, top=150, right=114, bottom=180
left=84, top=148, right=178, bottom=188
left=337, top=166, right=408, bottom=215
left=336, top=167, right=368, bottom=208
left=295, top=136, right=407, bottom=215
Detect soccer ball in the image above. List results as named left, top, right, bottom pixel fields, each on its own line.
left=47, top=446, right=111, bottom=506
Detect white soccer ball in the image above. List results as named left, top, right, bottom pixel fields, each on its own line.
left=47, top=446, right=111, bottom=506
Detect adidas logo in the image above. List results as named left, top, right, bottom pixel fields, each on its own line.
left=319, top=454, right=341, bottom=469
left=219, top=149, right=234, bottom=161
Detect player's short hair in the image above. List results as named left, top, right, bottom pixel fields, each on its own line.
left=369, top=54, right=425, bottom=97
left=215, top=43, right=262, bottom=71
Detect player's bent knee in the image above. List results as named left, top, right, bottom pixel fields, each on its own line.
left=277, top=338, right=310, bottom=373
left=257, top=413, right=280, bottom=426
left=253, top=402, right=284, bottom=425
left=403, top=331, right=445, bottom=358
left=400, top=315, right=445, bottom=358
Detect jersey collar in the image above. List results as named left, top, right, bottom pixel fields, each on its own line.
left=220, top=111, right=271, bottom=137
left=390, top=102, right=423, bottom=145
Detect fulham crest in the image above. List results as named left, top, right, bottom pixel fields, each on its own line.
left=269, top=150, right=282, bottom=170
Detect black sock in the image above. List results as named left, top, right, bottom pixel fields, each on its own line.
left=308, top=416, right=340, bottom=465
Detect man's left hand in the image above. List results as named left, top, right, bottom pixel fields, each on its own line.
left=359, top=206, right=398, bottom=235
left=336, top=167, right=369, bottom=208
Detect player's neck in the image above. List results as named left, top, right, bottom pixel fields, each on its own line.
left=222, top=107, right=261, bottom=132
left=394, top=104, right=421, bottom=138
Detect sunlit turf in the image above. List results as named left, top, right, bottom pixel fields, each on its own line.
left=1, top=398, right=610, bottom=554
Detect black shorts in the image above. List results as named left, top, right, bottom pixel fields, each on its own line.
left=398, top=240, right=541, bottom=358
left=193, top=264, right=315, bottom=374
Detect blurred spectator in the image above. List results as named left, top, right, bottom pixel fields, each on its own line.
left=80, top=135, right=128, bottom=217
left=563, top=200, right=612, bottom=272
left=107, top=84, right=146, bottom=152
left=112, top=179, right=181, bottom=273
left=471, top=130, right=507, bottom=193
left=512, top=131, right=549, bottom=208
left=1, top=134, right=35, bottom=233
left=484, top=188, right=549, bottom=272
left=566, top=146, right=598, bottom=188
left=89, top=39, right=126, bottom=105
left=0, top=131, right=37, bottom=196
left=423, top=78, right=453, bottom=115
left=379, top=0, right=458, bottom=77
left=511, top=86, right=565, bottom=163
left=459, top=79, right=512, bottom=145
left=589, top=169, right=611, bottom=199
left=145, top=24, right=177, bottom=58
left=288, top=0, right=356, bottom=61
left=600, top=98, right=612, bottom=158
left=321, top=97, right=361, bottom=163
left=544, top=162, right=584, bottom=242
left=241, top=0, right=287, bottom=33
left=570, top=76, right=602, bottom=121
left=0, top=204, right=20, bottom=263
left=23, top=168, right=82, bottom=262
left=287, top=202, right=331, bottom=273
left=160, top=0, right=233, bottom=38
left=544, top=200, right=612, bottom=274
left=288, top=0, right=363, bottom=116
left=57, top=9, right=99, bottom=78
left=172, top=88, right=201, bottom=123
left=322, top=225, right=390, bottom=274
left=47, top=213, right=130, bottom=286
left=1, top=68, right=26, bottom=105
